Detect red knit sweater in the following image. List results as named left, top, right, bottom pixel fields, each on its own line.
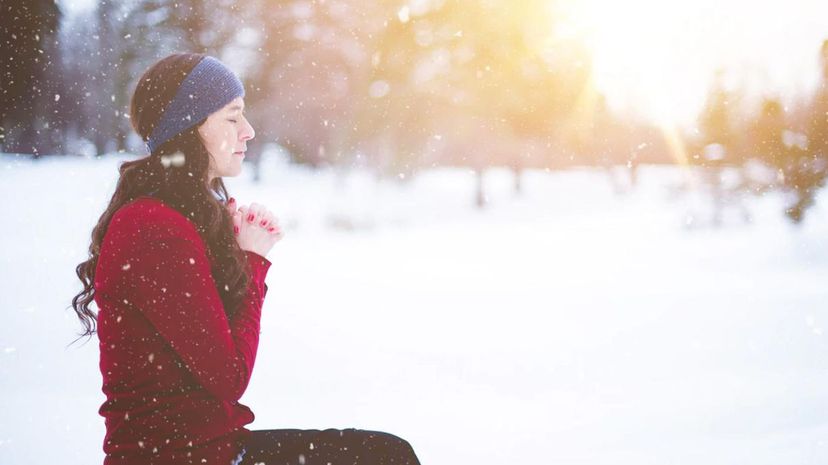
left=93, top=196, right=271, bottom=465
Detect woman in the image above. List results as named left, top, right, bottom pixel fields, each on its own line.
left=71, top=53, right=421, bottom=465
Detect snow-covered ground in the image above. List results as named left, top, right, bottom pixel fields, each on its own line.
left=1, top=152, right=827, bottom=465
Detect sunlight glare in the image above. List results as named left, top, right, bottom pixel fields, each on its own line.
left=556, top=0, right=828, bottom=127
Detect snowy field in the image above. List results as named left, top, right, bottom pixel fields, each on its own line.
left=1, top=151, right=828, bottom=465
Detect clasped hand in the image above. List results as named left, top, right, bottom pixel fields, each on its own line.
left=225, top=197, right=283, bottom=258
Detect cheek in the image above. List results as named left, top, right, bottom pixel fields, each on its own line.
left=216, top=128, right=237, bottom=153
left=201, top=123, right=235, bottom=154
left=200, top=125, right=220, bottom=152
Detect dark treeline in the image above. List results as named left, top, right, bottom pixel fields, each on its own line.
left=1, top=1, right=827, bottom=222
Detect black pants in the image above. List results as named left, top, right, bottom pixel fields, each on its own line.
left=237, top=428, right=422, bottom=465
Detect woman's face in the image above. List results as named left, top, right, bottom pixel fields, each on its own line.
left=198, top=96, right=255, bottom=180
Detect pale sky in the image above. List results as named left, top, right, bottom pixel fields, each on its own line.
left=558, top=0, right=828, bottom=127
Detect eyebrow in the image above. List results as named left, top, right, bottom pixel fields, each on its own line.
left=228, top=104, right=245, bottom=112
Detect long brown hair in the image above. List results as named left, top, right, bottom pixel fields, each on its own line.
left=69, top=53, right=252, bottom=345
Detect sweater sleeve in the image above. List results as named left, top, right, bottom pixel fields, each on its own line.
left=122, top=210, right=271, bottom=402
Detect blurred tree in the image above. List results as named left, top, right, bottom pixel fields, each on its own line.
left=696, top=71, right=746, bottom=226
left=99, top=0, right=240, bottom=155
left=748, top=98, right=825, bottom=224
left=784, top=39, right=828, bottom=223
left=242, top=0, right=369, bottom=169
left=750, top=98, right=786, bottom=169
left=57, top=0, right=241, bottom=156
left=350, top=0, right=440, bottom=179
left=1, top=0, right=63, bottom=157
left=809, top=40, right=828, bottom=158
left=698, top=70, right=738, bottom=164
left=172, top=0, right=241, bottom=53
left=355, top=0, right=592, bottom=204
left=745, top=41, right=828, bottom=224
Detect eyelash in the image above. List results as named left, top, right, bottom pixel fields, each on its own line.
left=228, top=119, right=238, bottom=123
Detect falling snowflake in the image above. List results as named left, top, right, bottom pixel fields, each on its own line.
left=160, top=152, right=185, bottom=168
left=397, top=5, right=410, bottom=23
left=369, top=80, right=390, bottom=98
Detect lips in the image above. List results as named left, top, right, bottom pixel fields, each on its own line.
left=234, top=151, right=245, bottom=157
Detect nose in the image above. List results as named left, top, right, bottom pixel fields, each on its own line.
left=240, top=115, right=255, bottom=141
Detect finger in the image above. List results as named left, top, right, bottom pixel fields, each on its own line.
left=244, top=203, right=259, bottom=224
left=232, top=210, right=242, bottom=235
left=265, top=214, right=280, bottom=231
left=254, top=204, right=267, bottom=225
left=267, top=221, right=283, bottom=235
left=258, top=209, right=275, bottom=228
left=252, top=203, right=265, bottom=225
left=225, top=197, right=237, bottom=215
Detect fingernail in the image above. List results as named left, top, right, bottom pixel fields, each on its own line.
left=247, top=214, right=254, bottom=222
left=228, top=197, right=236, bottom=205
left=267, top=227, right=275, bottom=232
left=234, top=225, right=239, bottom=234
left=260, top=220, right=267, bottom=226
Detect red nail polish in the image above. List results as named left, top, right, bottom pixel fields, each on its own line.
left=248, top=214, right=254, bottom=222
left=228, top=197, right=236, bottom=205
left=267, top=227, right=275, bottom=232
left=234, top=225, right=239, bottom=234
left=260, top=220, right=267, bottom=226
